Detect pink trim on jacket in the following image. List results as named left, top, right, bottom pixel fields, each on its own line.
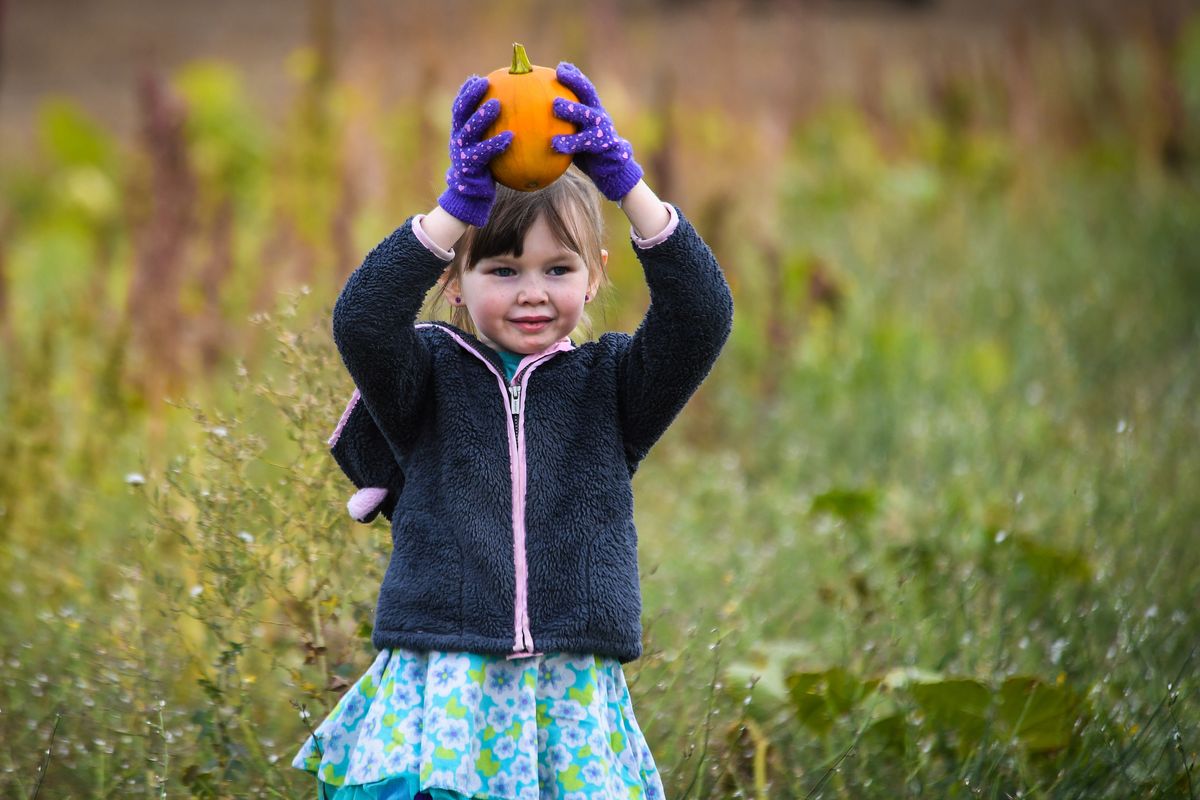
left=411, top=214, right=456, bottom=261
left=415, top=323, right=575, bottom=659
left=329, top=388, right=361, bottom=447
left=348, top=486, right=389, bottom=521
left=630, top=201, right=679, bottom=249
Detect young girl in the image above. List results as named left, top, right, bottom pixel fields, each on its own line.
left=293, top=62, right=734, bottom=800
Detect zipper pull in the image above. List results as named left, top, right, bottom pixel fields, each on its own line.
left=509, top=384, right=521, bottom=415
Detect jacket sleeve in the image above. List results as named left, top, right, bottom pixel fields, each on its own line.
left=328, top=389, right=404, bottom=524
left=616, top=204, right=734, bottom=470
left=331, top=216, right=452, bottom=463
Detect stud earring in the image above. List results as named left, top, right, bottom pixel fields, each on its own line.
left=584, top=294, right=590, bottom=301
left=454, top=296, right=461, bottom=304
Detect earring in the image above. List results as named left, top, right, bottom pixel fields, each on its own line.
left=454, top=296, right=461, bottom=304
left=584, top=294, right=590, bottom=301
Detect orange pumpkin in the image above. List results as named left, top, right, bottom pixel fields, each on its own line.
left=482, top=43, right=579, bottom=192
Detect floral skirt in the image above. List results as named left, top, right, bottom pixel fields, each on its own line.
left=291, top=648, right=666, bottom=800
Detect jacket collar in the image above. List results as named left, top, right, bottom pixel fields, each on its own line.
left=420, top=320, right=575, bottom=378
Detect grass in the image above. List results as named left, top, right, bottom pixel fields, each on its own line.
left=629, top=151, right=1200, bottom=796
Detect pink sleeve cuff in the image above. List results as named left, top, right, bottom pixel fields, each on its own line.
left=348, top=487, right=389, bottom=522
left=631, top=202, right=679, bottom=249
left=412, top=213, right=456, bottom=261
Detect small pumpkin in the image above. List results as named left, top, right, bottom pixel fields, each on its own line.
left=482, top=43, right=579, bottom=191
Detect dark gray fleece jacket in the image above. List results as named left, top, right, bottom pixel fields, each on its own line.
left=328, top=204, right=733, bottom=663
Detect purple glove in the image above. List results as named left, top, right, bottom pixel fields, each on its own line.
left=437, top=75, right=514, bottom=227
left=550, top=62, right=644, bottom=202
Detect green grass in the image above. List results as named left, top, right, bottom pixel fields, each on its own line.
left=628, top=152, right=1200, bottom=797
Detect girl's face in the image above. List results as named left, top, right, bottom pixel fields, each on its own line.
left=452, top=213, right=606, bottom=355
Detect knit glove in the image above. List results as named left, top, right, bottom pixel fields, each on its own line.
left=550, top=62, right=644, bottom=202
left=437, top=75, right=514, bottom=227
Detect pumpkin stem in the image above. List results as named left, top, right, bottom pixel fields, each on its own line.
left=509, top=43, right=534, bottom=75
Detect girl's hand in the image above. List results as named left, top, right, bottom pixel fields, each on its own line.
left=550, top=62, right=644, bottom=202
left=437, top=75, right=514, bottom=227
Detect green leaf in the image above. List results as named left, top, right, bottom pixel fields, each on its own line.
left=997, top=676, right=1082, bottom=752
left=786, top=670, right=833, bottom=734
left=785, top=667, right=880, bottom=735
left=810, top=488, right=878, bottom=525
left=909, top=678, right=991, bottom=746
left=825, top=666, right=881, bottom=715
left=1012, top=534, right=1092, bottom=585
left=863, top=712, right=908, bottom=756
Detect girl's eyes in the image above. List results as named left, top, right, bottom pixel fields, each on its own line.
left=491, top=266, right=572, bottom=276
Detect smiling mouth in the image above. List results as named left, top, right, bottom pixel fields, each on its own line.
left=511, top=318, right=552, bottom=331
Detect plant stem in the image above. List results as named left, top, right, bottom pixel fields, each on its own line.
left=510, top=42, right=533, bottom=75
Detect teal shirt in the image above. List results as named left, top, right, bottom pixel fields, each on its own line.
left=496, top=348, right=524, bottom=383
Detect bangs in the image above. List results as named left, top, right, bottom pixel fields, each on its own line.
left=465, top=185, right=588, bottom=268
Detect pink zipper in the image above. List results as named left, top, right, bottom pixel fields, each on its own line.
left=415, top=324, right=574, bottom=658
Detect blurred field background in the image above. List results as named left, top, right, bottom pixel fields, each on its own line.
left=2, top=0, right=1200, bottom=797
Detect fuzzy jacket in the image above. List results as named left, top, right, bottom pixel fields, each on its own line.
left=328, top=202, right=733, bottom=663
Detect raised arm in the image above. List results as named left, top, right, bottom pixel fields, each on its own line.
left=331, top=220, right=450, bottom=458
left=615, top=197, right=734, bottom=469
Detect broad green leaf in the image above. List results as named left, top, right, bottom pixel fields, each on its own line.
left=909, top=678, right=991, bottom=745
left=785, top=667, right=880, bottom=735
left=824, top=666, right=881, bottom=715
left=863, top=712, right=908, bottom=756
left=997, top=676, right=1083, bottom=752
left=810, top=488, right=878, bottom=525
left=786, top=670, right=834, bottom=734
left=1012, top=534, right=1092, bottom=584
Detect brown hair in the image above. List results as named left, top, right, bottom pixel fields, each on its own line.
left=430, top=164, right=610, bottom=339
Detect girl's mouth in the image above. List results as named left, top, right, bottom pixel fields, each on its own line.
left=512, top=319, right=551, bottom=333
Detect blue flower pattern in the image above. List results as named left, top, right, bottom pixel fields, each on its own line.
left=292, top=648, right=666, bottom=799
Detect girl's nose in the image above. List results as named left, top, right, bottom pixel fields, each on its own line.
left=517, top=280, right=549, bottom=303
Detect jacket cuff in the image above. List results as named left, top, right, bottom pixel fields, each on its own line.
left=631, top=202, right=679, bottom=249
left=412, top=214, right=456, bottom=261
left=348, top=487, right=389, bottom=523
